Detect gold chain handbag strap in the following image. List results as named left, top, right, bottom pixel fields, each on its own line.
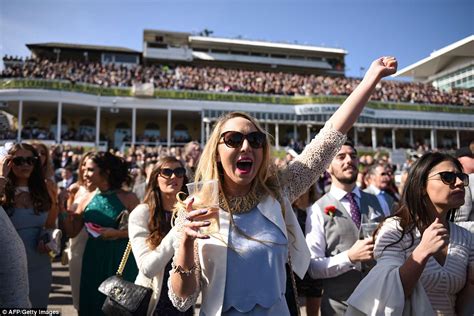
left=116, top=241, right=132, bottom=277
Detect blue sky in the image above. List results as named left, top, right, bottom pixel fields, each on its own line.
left=1, top=0, right=473, bottom=78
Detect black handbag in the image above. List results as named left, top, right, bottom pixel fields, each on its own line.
left=98, top=242, right=152, bottom=316
left=285, top=253, right=301, bottom=316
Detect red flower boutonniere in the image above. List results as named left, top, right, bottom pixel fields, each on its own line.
left=324, top=205, right=336, bottom=217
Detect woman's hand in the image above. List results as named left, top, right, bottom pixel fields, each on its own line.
left=100, top=227, right=122, bottom=240
left=0, top=154, right=12, bottom=178
left=416, top=218, right=449, bottom=259
left=183, top=198, right=211, bottom=241
left=366, top=56, right=398, bottom=80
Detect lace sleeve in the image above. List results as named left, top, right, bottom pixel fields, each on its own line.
left=168, top=209, right=201, bottom=311
left=283, top=123, right=346, bottom=203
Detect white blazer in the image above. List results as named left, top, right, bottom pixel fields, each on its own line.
left=191, top=194, right=310, bottom=315
left=128, top=204, right=176, bottom=316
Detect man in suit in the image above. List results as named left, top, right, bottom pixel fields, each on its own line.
left=454, top=147, right=474, bottom=222
left=364, top=163, right=395, bottom=217
left=306, top=140, right=384, bottom=316
left=59, top=166, right=76, bottom=189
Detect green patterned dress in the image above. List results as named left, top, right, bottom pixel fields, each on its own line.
left=79, top=190, right=138, bottom=316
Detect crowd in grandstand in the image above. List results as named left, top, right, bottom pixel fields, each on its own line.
left=2, top=56, right=472, bottom=106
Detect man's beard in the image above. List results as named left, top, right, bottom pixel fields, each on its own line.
left=335, top=169, right=358, bottom=185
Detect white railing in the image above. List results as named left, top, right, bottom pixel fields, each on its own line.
left=0, top=139, right=108, bottom=151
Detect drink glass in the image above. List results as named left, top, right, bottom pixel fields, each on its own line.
left=186, top=179, right=220, bottom=235
left=361, top=222, right=378, bottom=239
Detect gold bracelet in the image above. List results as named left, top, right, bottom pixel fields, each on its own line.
left=171, top=261, right=196, bottom=276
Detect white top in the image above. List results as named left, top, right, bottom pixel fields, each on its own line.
left=346, top=217, right=474, bottom=316
left=305, top=186, right=361, bottom=279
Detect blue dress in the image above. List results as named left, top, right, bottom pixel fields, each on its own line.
left=223, top=207, right=289, bottom=315
left=9, top=207, right=52, bottom=308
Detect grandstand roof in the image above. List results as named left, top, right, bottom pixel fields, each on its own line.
left=189, top=36, right=347, bottom=55
left=26, top=42, right=140, bottom=54
left=394, top=35, right=474, bottom=80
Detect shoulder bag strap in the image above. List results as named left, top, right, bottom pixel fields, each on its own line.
left=287, top=251, right=301, bottom=316
left=116, top=241, right=132, bottom=277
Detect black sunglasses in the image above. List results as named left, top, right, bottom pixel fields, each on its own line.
left=12, top=156, right=38, bottom=166
left=160, top=167, right=186, bottom=179
left=428, top=171, right=469, bottom=186
left=220, top=131, right=266, bottom=149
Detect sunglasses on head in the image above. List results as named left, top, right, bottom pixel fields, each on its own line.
left=428, top=171, right=469, bottom=186
left=12, top=156, right=38, bottom=166
left=220, top=131, right=266, bottom=149
left=159, top=167, right=186, bottom=179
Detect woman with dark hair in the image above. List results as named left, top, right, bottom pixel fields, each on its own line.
left=31, top=141, right=58, bottom=229
left=129, top=156, right=192, bottom=315
left=347, top=152, right=474, bottom=315
left=61, top=151, right=139, bottom=315
left=0, top=143, right=53, bottom=308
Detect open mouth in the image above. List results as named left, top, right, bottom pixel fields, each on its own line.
left=236, top=158, right=253, bottom=174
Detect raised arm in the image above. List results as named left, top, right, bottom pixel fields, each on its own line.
left=285, top=57, right=397, bottom=202
left=328, top=56, right=397, bottom=134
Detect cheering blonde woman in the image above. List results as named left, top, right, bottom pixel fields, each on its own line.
left=169, top=57, right=397, bottom=315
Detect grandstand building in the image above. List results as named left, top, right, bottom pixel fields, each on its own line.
left=395, top=35, right=474, bottom=91
left=1, top=30, right=473, bottom=152
left=142, top=30, right=347, bottom=75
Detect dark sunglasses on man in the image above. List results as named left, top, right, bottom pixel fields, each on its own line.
left=220, top=131, right=266, bottom=149
left=428, top=171, right=469, bottom=186
left=160, top=167, right=186, bottom=179
left=12, top=156, right=38, bottom=166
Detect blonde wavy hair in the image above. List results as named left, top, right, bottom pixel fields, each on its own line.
left=175, top=112, right=290, bottom=247
left=194, top=111, right=282, bottom=202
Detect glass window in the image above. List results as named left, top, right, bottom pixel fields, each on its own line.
left=103, top=53, right=113, bottom=63
left=114, top=54, right=137, bottom=64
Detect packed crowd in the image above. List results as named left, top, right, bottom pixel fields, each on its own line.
left=1, top=57, right=473, bottom=316
left=2, top=56, right=473, bottom=106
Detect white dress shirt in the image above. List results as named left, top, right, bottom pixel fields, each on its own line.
left=305, top=186, right=362, bottom=279
left=368, top=185, right=390, bottom=217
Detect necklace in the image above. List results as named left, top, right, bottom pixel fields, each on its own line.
left=219, top=185, right=263, bottom=214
